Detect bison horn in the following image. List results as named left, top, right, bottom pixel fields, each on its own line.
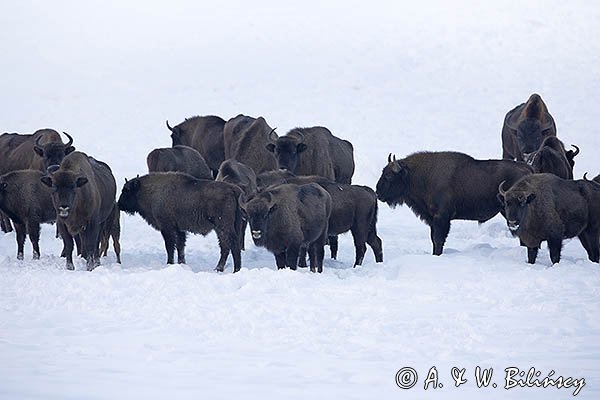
left=387, top=153, right=392, bottom=163
left=570, top=144, right=580, bottom=156
left=265, top=192, right=275, bottom=210
left=34, top=134, right=43, bottom=147
left=62, top=132, right=73, bottom=147
left=166, top=120, right=174, bottom=132
left=583, top=172, right=590, bottom=181
left=295, top=131, right=305, bottom=143
left=268, top=128, right=278, bottom=142
left=47, top=165, right=60, bottom=174
left=498, top=180, right=508, bottom=197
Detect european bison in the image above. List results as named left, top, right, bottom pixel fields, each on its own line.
left=527, top=136, right=578, bottom=179
left=41, top=152, right=116, bottom=270
left=0, top=129, right=75, bottom=232
left=99, top=203, right=121, bottom=264
left=223, top=114, right=279, bottom=175
left=0, top=170, right=56, bottom=260
left=376, top=152, right=532, bottom=255
left=117, top=172, right=243, bottom=272
left=266, top=127, right=355, bottom=184
left=166, top=115, right=226, bottom=177
left=147, top=145, right=212, bottom=180
left=258, top=173, right=383, bottom=266
left=240, top=183, right=332, bottom=272
left=502, top=93, right=557, bottom=162
left=498, top=173, right=600, bottom=264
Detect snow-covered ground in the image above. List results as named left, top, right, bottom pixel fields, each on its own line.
left=1, top=1, right=599, bottom=399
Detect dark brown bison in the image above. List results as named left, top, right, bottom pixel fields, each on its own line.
left=99, top=203, right=121, bottom=264
left=166, top=115, right=226, bottom=177
left=223, top=114, right=279, bottom=175
left=498, top=173, right=599, bottom=264
left=41, top=152, right=116, bottom=271
left=240, top=183, right=332, bottom=273
left=117, top=172, right=243, bottom=272
left=0, top=170, right=56, bottom=260
left=266, top=127, right=355, bottom=184
left=502, top=93, right=557, bottom=162
left=376, top=152, right=532, bottom=255
left=0, top=129, right=75, bottom=232
left=527, top=136, right=579, bottom=179
left=146, top=145, right=212, bottom=180
left=257, top=173, right=383, bottom=266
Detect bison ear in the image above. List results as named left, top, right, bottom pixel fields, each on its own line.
left=297, top=143, right=307, bottom=153
left=40, top=176, right=53, bottom=187
left=33, top=146, right=44, bottom=157
left=64, top=146, right=75, bottom=155
left=265, top=143, right=275, bottom=153
left=76, top=176, right=89, bottom=187
left=526, top=193, right=536, bottom=204
left=0, top=182, right=7, bottom=191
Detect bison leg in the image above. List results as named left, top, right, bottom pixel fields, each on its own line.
left=298, top=248, right=308, bottom=268
left=547, top=237, right=563, bottom=265
left=83, top=224, right=102, bottom=271
left=14, top=222, right=26, bottom=260
left=328, top=235, right=338, bottom=259
left=430, top=216, right=451, bottom=256
left=113, top=231, right=122, bottom=264
left=350, top=227, right=367, bottom=267
left=578, top=229, right=600, bottom=263
left=310, top=231, right=328, bottom=273
left=285, top=245, right=300, bottom=271
left=230, top=232, right=242, bottom=273
left=275, top=252, right=286, bottom=270
left=27, top=221, right=41, bottom=260
left=176, top=231, right=187, bottom=264
left=160, top=229, right=177, bottom=264
left=527, top=247, right=538, bottom=264
left=367, top=232, right=383, bottom=263
left=58, top=223, right=75, bottom=270
left=1, top=212, right=13, bottom=233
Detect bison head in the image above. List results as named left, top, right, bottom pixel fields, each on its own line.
left=509, top=118, right=554, bottom=161
left=117, top=177, right=141, bottom=215
left=166, top=120, right=186, bottom=147
left=565, top=144, right=579, bottom=168
left=34, top=132, right=75, bottom=170
left=375, top=154, right=409, bottom=207
left=497, top=181, right=535, bottom=234
left=239, top=192, right=276, bottom=244
left=266, top=130, right=306, bottom=173
left=40, top=168, right=88, bottom=218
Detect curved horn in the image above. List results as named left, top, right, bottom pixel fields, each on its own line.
left=498, top=180, right=508, bottom=197
left=34, top=134, right=43, bottom=147
left=268, top=128, right=278, bottom=142
left=166, top=120, right=174, bottom=132
left=294, top=131, right=305, bottom=143
left=62, top=132, right=73, bottom=147
left=387, top=153, right=393, bottom=163
left=265, top=191, right=275, bottom=210
left=47, top=165, right=60, bottom=174
left=392, top=154, right=397, bottom=162
left=570, top=144, right=580, bottom=157
left=583, top=172, right=590, bottom=181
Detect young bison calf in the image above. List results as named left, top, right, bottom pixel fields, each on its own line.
left=117, top=172, right=243, bottom=272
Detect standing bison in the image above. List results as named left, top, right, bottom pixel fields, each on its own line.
left=240, top=183, right=332, bottom=272
left=117, top=172, right=243, bottom=272
left=41, top=152, right=116, bottom=270
left=498, top=173, right=600, bottom=264
left=147, top=145, right=212, bottom=180
left=502, top=93, right=557, bottom=162
left=527, top=136, right=578, bottom=179
left=0, top=129, right=75, bottom=232
left=376, top=152, right=532, bottom=255
left=0, top=170, right=56, bottom=260
left=223, top=114, right=279, bottom=175
left=266, top=127, right=355, bottom=184
left=166, top=115, right=226, bottom=177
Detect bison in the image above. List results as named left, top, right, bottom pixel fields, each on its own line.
left=0, top=170, right=56, bottom=260
left=502, top=93, right=557, bottom=162
left=527, top=136, right=578, bottom=179
left=266, top=127, right=355, bottom=184
left=222, top=114, right=279, bottom=175
left=0, top=129, right=75, bottom=232
left=240, top=183, right=332, bottom=272
left=257, top=173, right=383, bottom=266
left=99, top=203, right=121, bottom=264
left=166, top=115, right=226, bottom=177
left=376, top=151, right=533, bottom=255
left=117, top=172, right=243, bottom=272
left=147, top=145, right=212, bottom=180
left=498, top=173, right=600, bottom=264
left=41, top=152, right=116, bottom=270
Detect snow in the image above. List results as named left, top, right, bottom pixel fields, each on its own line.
left=1, top=1, right=600, bottom=398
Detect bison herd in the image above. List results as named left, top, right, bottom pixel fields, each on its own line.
left=1, top=94, right=599, bottom=272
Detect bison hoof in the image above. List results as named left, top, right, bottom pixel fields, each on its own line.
left=66, top=263, right=75, bottom=271
left=33, top=252, right=40, bottom=260
left=214, top=266, right=224, bottom=272
left=17, top=253, right=24, bottom=261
